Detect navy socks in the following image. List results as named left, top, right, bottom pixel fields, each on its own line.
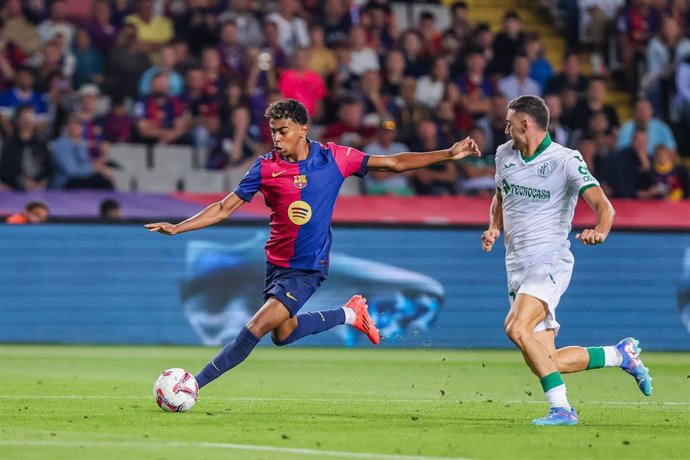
left=195, top=326, right=260, bottom=388
left=272, top=308, right=346, bottom=346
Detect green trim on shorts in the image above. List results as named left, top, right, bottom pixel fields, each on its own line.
left=586, top=347, right=606, bottom=370
left=539, top=371, right=564, bottom=393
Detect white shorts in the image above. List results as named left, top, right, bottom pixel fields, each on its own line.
left=507, top=250, right=574, bottom=336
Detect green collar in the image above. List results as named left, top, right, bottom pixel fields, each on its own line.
left=521, top=132, right=552, bottom=163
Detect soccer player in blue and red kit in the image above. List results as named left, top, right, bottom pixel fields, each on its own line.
left=145, top=99, right=480, bottom=390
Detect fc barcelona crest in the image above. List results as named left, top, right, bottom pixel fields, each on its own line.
left=293, top=175, right=307, bottom=189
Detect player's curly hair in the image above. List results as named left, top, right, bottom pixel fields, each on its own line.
left=264, top=98, right=309, bottom=125
left=508, top=95, right=550, bottom=130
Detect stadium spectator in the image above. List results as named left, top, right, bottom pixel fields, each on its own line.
left=0, top=66, right=48, bottom=136
left=498, top=54, right=542, bottom=100
left=545, top=53, right=589, bottom=97
left=456, top=47, right=496, bottom=119
left=577, top=135, right=611, bottom=191
left=607, top=126, right=655, bottom=198
left=446, top=1, right=471, bottom=43
left=648, top=145, right=690, bottom=200
left=361, top=2, right=395, bottom=52
left=278, top=48, right=326, bottom=118
left=32, top=38, right=76, bottom=95
left=72, top=27, right=105, bottom=90
left=643, top=16, right=690, bottom=120
left=169, top=2, right=217, bottom=57
left=38, top=0, right=75, bottom=48
left=524, top=32, right=554, bottom=89
left=138, top=45, right=184, bottom=97
left=409, top=120, right=458, bottom=196
left=259, top=19, right=288, bottom=74
left=5, top=200, right=50, bottom=224
left=51, top=114, right=114, bottom=189
left=359, top=69, right=396, bottom=122
left=394, top=77, right=430, bottom=147
left=572, top=77, right=620, bottom=132
left=219, top=0, right=264, bottom=49
left=171, top=38, right=199, bottom=77
left=323, top=96, right=376, bottom=150
left=99, top=198, right=122, bottom=220
left=418, top=10, right=442, bottom=55
left=675, top=54, right=690, bottom=142
left=124, top=0, right=173, bottom=54
left=416, top=56, right=450, bottom=109
left=577, top=0, right=624, bottom=71
left=105, top=24, right=151, bottom=100
left=306, top=24, right=338, bottom=79
left=217, top=20, right=247, bottom=82
left=207, top=106, right=259, bottom=170
left=617, top=98, right=677, bottom=155
left=184, top=67, right=220, bottom=150
left=0, top=105, right=52, bottom=191
left=476, top=94, right=509, bottom=154
left=584, top=110, right=617, bottom=157
left=434, top=99, right=465, bottom=147
left=616, top=0, right=654, bottom=94
left=2, top=0, right=41, bottom=56
left=362, top=119, right=413, bottom=196
left=74, top=83, right=108, bottom=162
left=265, top=0, right=309, bottom=58
left=544, top=94, right=572, bottom=148
left=321, top=0, right=352, bottom=47
left=400, top=29, right=429, bottom=78
left=348, top=25, right=380, bottom=77
left=102, top=96, right=133, bottom=143
left=380, top=49, right=405, bottom=98
left=0, top=18, right=26, bottom=92
left=457, top=126, right=496, bottom=197
left=85, top=0, right=118, bottom=55
left=490, top=11, right=525, bottom=77
left=132, top=72, right=191, bottom=145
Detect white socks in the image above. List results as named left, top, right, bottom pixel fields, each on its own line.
left=545, top=385, right=571, bottom=411
left=342, top=306, right=356, bottom=325
left=603, top=346, right=623, bottom=367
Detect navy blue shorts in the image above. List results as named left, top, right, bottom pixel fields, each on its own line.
left=262, top=262, right=328, bottom=317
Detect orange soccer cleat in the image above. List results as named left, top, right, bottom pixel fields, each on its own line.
left=346, top=295, right=380, bottom=345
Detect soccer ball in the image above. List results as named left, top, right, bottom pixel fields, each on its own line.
left=153, top=368, right=199, bottom=412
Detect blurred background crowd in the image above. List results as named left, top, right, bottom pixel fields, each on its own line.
left=0, top=0, right=688, bottom=200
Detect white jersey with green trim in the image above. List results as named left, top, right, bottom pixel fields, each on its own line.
left=494, top=134, right=599, bottom=270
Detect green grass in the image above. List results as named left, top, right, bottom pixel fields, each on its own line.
left=1, top=346, right=689, bottom=460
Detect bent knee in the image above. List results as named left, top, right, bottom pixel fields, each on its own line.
left=504, top=321, right=532, bottom=346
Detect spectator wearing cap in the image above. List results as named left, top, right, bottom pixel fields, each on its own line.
left=278, top=48, right=326, bottom=118
left=72, top=27, right=104, bottom=90
left=106, top=24, right=151, bottom=100
left=132, top=72, right=191, bottom=146
left=265, top=0, right=310, bottom=58
left=37, top=0, right=75, bottom=48
left=498, top=54, right=541, bottom=100
left=124, top=0, right=173, bottom=54
left=138, top=45, right=184, bottom=97
left=0, top=67, right=48, bottom=136
left=617, top=98, right=677, bottom=156
left=362, top=120, right=413, bottom=196
left=490, top=11, right=524, bottom=77
left=50, top=114, right=114, bottom=189
left=6, top=200, right=50, bottom=224
left=2, top=0, right=40, bottom=56
left=0, top=105, right=52, bottom=191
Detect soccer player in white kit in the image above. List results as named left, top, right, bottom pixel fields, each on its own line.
left=481, top=95, right=653, bottom=426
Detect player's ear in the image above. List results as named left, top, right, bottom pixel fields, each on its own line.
left=300, top=124, right=308, bottom=139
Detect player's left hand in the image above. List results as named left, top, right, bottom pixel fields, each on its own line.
left=575, top=229, right=606, bottom=245
left=448, top=137, right=481, bottom=160
left=144, top=222, right=178, bottom=235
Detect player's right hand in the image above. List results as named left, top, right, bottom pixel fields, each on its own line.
left=144, top=222, right=178, bottom=235
left=481, top=228, right=500, bottom=252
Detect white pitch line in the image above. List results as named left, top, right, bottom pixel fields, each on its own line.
left=2, top=395, right=688, bottom=405
left=0, top=440, right=471, bottom=460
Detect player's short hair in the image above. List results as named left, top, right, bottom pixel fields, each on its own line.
left=25, top=200, right=49, bottom=212
left=508, top=95, right=550, bottom=130
left=264, top=98, right=309, bottom=125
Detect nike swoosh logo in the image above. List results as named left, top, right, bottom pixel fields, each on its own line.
left=272, top=171, right=286, bottom=177
left=504, top=163, right=516, bottom=168
left=286, top=292, right=298, bottom=301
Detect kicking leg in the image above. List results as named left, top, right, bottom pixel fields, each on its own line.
left=195, top=297, right=291, bottom=389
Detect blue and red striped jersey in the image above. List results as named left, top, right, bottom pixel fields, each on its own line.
left=234, top=140, right=369, bottom=270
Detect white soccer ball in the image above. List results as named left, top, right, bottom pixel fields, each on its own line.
left=153, top=368, right=199, bottom=412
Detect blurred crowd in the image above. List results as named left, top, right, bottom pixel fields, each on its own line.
left=0, top=0, right=687, bottom=200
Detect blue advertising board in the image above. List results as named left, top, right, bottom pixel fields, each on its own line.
left=1, top=224, right=689, bottom=350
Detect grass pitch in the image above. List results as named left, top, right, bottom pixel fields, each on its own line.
left=1, top=345, right=688, bottom=460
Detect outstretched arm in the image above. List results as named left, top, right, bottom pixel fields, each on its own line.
left=367, top=137, right=480, bottom=173
left=481, top=189, right=503, bottom=252
left=144, top=192, right=246, bottom=235
left=576, top=186, right=615, bottom=245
